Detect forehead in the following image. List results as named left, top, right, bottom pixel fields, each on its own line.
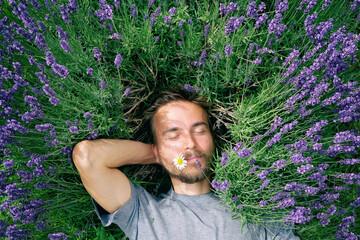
left=153, top=100, right=209, bottom=129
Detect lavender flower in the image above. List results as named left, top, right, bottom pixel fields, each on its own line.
left=339, top=159, right=360, bottom=165
left=155, top=7, right=161, bottom=17
left=266, top=133, right=282, bottom=147
left=280, top=120, right=298, bottom=134
left=114, top=0, right=120, bottom=8
left=211, top=180, right=220, bottom=191
left=233, top=141, right=243, bottom=151
left=285, top=207, right=313, bottom=224
left=178, top=20, right=183, bottom=27
left=259, top=179, right=270, bottom=190
left=3, top=159, right=14, bottom=169
left=86, top=68, right=93, bottom=75
left=184, top=84, right=198, bottom=92
left=114, top=54, right=123, bottom=68
left=219, top=180, right=230, bottom=190
left=225, top=16, right=245, bottom=35
left=247, top=1, right=258, bottom=19
left=93, top=47, right=102, bottom=61
left=52, top=63, right=69, bottom=78
left=99, top=80, right=105, bottom=90
left=297, top=164, right=314, bottom=174
left=221, top=153, right=228, bottom=167
left=278, top=197, right=296, bottom=209
left=219, top=2, right=239, bottom=16
left=123, top=88, right=131, bottom=95
left=48, top=232, right=67, bottom=240
left=259, top=200, right=267, bottom=206
left=177, top=41, right=182, bottom=47
left=83, top=112, right=92, bottom=118
left=88, top=130, right=99, bottom=139
left=224, top=44, right=232, bottom=57
left=60, top=40, right=70, bottom=52
left=164, top=16, right=171, bottom=25
left=69, top=126, right=79, bottom=134
left=196, top=158, right=202, bottom=169
left=204, top=24, right=210, bottom=38
left=59, top=6, right=70, bottom=24
left=253, top=57, right=262, bottom=65
left=257, top=168, right=273, bottom=181
left=272, top=159, right=286, bottom=171
left=148, top=0, right=155, bottom=8
left=169, top=7, right=176, bottom=17
left=88, top=119, right=93, bottom=130
left=255, top=13, right=268, bottom=28
left=237, top=148, right=253, bottom=158
left=291, top=153, right=312, bottom=164
left=130, top=4, right=137, bottom=18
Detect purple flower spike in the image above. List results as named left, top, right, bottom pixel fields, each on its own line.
left=225, top=44, right=232, bottom=57
left=99, top=80, right=105, bottom=91
left=219, top=180, right=230, bottom=190
left=184, top=84, right=199, bottom=92
left=86, top=68, right=93, bottom=75
left=253, top=57, right=262, bottom=65
left=114, top=54, right=123, bottom=68
left=3, top=159, right=14, bottom=169
left=148, top=0, right=155, bottom=8
left=237, top=148, right=253, bottom=158
left=123, top=88, right=131, bottom=95
left=169, top=7, right=176, bottom=17
left=93, top=47, right=102, bottom=61
left=69, top=126, right=79, bottom=134
left=221, top=153, right=228, bottom=167
left=83, top=112, right=92, bottom=118
left=130, top=4, right=137, bottom=18
left=211, top=180, right=220, bottom=191
left=259, top=200, right=267, bottom=207
left=164, top=16, right=171, bottom=25
left=204, top=24, right=210, bottom=38
left=60, top=40, right=70, bottom=52
left=196, top=158, right=202, bottom=169
left=49, top=97, right=60, bottom=106
left=48, top=232, right=67, bottom=240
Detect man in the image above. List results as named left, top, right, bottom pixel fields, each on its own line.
left=73, top=89, right=299, bottom=240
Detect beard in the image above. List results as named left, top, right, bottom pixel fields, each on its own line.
left=161, top=149, right=212, bottom=184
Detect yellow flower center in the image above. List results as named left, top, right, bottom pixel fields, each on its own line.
left=177, top=158, right=183, bottom=165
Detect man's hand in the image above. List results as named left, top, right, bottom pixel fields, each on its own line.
left=72, top=139, right=157, bottom=213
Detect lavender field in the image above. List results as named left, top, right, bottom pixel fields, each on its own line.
left=1, top=0, right=360, bottom=239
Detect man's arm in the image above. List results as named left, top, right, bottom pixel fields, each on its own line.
left=72, top=139, right=157, bottom=213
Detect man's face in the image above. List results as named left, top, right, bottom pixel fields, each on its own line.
left=152, top=100, right=215, bottom=184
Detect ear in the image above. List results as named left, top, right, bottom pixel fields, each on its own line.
left=151, top=144, right=161, bottom=165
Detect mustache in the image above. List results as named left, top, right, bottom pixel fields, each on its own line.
left=183, top=150, right=205, bottom=159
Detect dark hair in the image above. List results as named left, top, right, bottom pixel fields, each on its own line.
left=143, top=88, right=214, bottom=145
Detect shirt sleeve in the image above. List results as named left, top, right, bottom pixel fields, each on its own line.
left=263, top=222, right=300, bottom=240
left=92, top=181, right=140, bottom=238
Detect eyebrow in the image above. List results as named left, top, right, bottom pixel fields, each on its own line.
left=162, top=121, right=208, bottom=136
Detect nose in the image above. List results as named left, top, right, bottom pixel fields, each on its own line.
left=184, top=132, right=196, bottom=150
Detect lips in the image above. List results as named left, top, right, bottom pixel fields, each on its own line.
left=186, top=156, right=199, bottom=162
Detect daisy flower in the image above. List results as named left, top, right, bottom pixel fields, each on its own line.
left=173, top=153, right=187, bottom=170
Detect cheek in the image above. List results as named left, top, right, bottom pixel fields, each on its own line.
left=158, top=141, right=183, bottom=158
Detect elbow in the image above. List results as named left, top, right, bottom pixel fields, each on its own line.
left=72, top=140, right=93, bottom=170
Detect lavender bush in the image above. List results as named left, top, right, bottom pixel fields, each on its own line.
left=0, top=0, right=359, bottom=239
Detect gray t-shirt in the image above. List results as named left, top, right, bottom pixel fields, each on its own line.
left=93, top=181, right=300, bottom=240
